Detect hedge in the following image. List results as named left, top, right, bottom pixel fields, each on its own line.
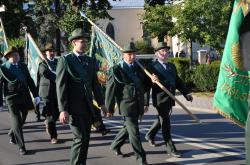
left=168, top=57, right=220, bottom=92
left=192, top=63, right=220, bottom=92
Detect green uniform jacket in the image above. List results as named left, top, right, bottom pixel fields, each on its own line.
left=149, top=60, right=190, bottom=109
left=105, top=61, right=150, bottom=117
left=38, top=59, right=57, bottom=100
left=0, top=62, right=38, bottom=109
left=56, top=53, right=104, bottom=116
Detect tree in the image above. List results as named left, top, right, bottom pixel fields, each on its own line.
left=145, top=0, right=165, bottom=6
left=173, top=0, right=231, bottom=54
left=28, top=0, right=113, bottom=52
left=59, top=0, right=112, bottom=35
left=0, top=0, right=35, bottom=39
left=142, top=4, right=174, bottom=41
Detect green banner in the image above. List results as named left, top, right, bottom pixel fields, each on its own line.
left=213, top=0, right=250, bottom=127
left=26, top=34, right=43, bottom=86
left=0, top=18, right=8, bottom=55
left=89, top=26, right=122, bottom=84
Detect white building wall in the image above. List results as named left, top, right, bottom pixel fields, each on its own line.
left=97, top=8, right=144, bottom=47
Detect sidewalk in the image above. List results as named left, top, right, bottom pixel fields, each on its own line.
left=174, top=95, right=214, bottom=113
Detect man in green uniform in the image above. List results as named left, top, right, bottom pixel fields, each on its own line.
left=38, top=43, right=59, bottom=144
left=144, top=42, right=193, bottom=159
left=105, top=42, right=153, bottom=165
left=56, top=28, right=107, bottom=165
left=0, top=47, right=40, bottom=155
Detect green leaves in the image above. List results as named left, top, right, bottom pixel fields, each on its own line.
left=174, top=0, right=231, bottom=52
left=142, top=0, right=231, bottom=53
left=142, top=4, right=174, bottom=41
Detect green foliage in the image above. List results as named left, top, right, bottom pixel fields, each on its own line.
left=7, top=38, right=25, bottom=48
left=1, top=0, right=113, bottom=51
left=173, top=0, right=231, bottom=52
left=142, top=0, right=231, bottom=53
left=58, top=6, right=83, bottom=36
left=135, top=41, right=154, bottom=54
left=34, top=13, right=58, bottom=45
left=31, top=0, right=112, bottom=52
left=168, top=58, right=221, bottom=91
left=142, top=4, right=174, bottom=41
left=192, top=64, right=220, bottom=92
left=0, top=0, right=35, bottom=38
left=210, top=60, right=221, bottom=66
left=58, top=0, right=112, bottom=36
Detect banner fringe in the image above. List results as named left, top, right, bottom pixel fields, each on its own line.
left=213, top=106, right=245, bottom=128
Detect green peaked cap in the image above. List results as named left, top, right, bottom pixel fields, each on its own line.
left=68, top=28, right=89, bottom=42
left=42, top=43, right=54, bottom=52
left=4, top=46, right=18, bottom=57
left=122, top=42, right=137, bottom=53
left=155, top=42, right=170, bottom=51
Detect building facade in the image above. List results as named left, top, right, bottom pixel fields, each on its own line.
left=97, top=0, right=219, bottom=62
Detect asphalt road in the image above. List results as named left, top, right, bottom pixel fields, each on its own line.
left=0, top=106, right=245, bottom=165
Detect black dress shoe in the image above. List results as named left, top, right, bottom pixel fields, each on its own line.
left=145, top=136, right=156, bottom=147
left=9, top=138, right=16, bottom=145
left=168, top=151, right=181, bottom=158
left=111, top=148, right=124, bottom=157
left=19, top=148, right=27, bottom=155
left=101, top=129, right=110, bottom=136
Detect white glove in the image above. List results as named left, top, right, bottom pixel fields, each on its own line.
left=0, top=106, right=3, bottom=111
left=34, top=97, right=41, bottom=105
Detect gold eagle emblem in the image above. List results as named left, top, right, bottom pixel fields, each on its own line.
left=231, top=43, right=243, bottom=69
left=234, top=0, right=250, bottom=16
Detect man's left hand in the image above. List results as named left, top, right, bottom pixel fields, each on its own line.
left=151, top=74, right=159, bottom=84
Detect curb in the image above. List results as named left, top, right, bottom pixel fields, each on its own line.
left=174, top=105, right=215, bottom=114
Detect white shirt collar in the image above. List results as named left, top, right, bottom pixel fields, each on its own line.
left=73, top=50, right=84, bottom=57
left=158, top=59, right=167, bottom=69
left=47, top=57, right=55, bottom=62
left=124, top=61, right=134, bottom=67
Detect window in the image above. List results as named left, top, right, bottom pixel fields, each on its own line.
left=106, top=23, right=115, bottom=40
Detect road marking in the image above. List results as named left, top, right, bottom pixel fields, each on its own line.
left=103, top=118, right=245, bottom=165
left=166, top=150, right=239, bottom=165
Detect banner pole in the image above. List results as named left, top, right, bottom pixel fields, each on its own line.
left=80, top=11, right=200, bottom=123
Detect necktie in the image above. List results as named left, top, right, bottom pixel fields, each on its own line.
left=163, top=63, right=169, bottom=70
left=130, top=65, right=136, bottom=74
